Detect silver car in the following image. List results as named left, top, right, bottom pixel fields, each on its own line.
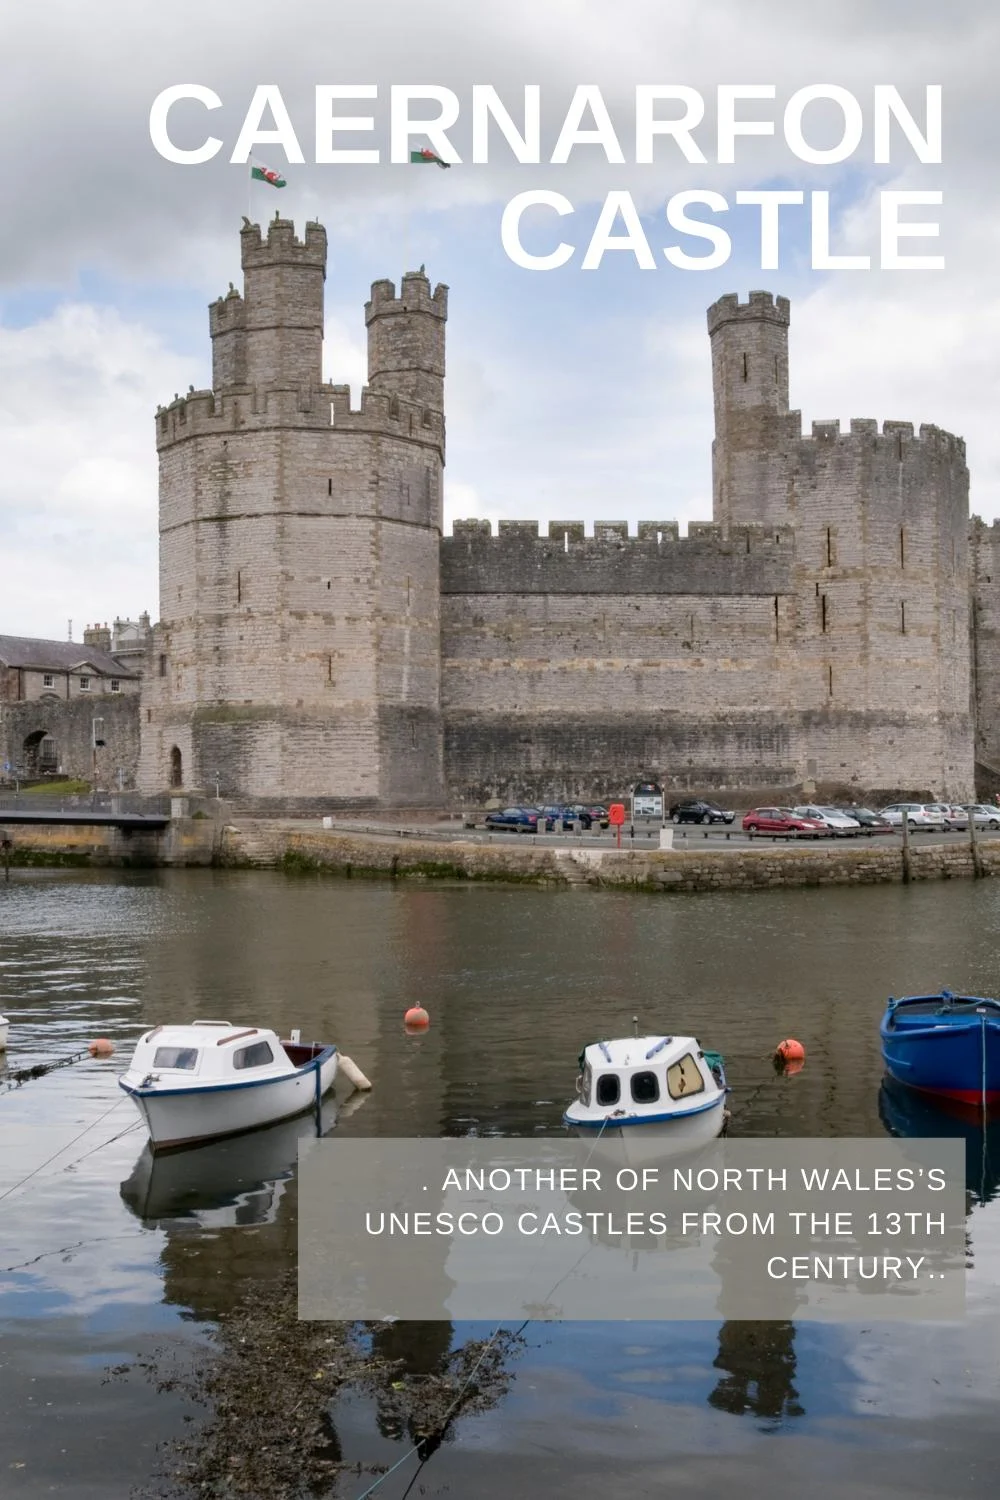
left=945, top=804, right=1000, bottom=830
left=877, top=803, right=947, bottom=830
left=792, top=805, right=861, bottom=836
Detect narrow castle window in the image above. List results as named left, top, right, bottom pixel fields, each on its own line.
left=900, top=527, right=905, bottom=568
left=389, top=397, right=400, bottom=420
left=328, top=478, right=333, bottom=496
left=410, top=721, right=417, bottom=748
left=742, top=353, right=749, bottom=382
left=896, top=432, right=903, bottom=461
left=901, top=601, right=906, bottom=634
left=328, top=656, right=333, bottom=682
left=159, top=654, right=167, bottom=677
left=146, top=709, right=152, bottom=723
left=774, top=595, right=779, bottom=639
left=821, top=595, right=828, bottom=633
left=237, top=570, right=242, bottom=604
left=828, top=665, right=834, bottom=697
left=826, top=528, right=832, bottom=567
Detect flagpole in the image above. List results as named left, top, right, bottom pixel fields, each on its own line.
left=247, top=160, right=252, bottom=223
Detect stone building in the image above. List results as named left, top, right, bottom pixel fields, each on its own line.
left=135, top=215, right=976, bottom=809
left=0, top=631, right=141, bottom=782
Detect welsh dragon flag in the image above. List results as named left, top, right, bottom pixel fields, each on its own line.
left=250, top=162, right=287, bottom=188
left=410, top=147, right=450, bottom=169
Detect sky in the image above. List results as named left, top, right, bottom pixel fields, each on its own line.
left=1, top=0, right=998, bottom=640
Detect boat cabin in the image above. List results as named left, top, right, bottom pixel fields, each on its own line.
left=122, top=1020, right=325, bottom=1087
left=570, top=1034, right=724, bottom=1123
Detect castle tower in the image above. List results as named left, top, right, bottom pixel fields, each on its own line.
left=139, top=221, right=447, bottom=811
left=708, top=291, right=798, bottom=530
left=365, top=271, right=447, bottom=410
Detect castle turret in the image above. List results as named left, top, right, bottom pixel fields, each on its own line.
left=365, top=271, right=448, bottom=413
left=708, top=291, right=798, bottom=530
left=240, top=216, right=326, bottom=390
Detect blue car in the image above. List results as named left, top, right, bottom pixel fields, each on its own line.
left=484, top=806, right=545, bottom=832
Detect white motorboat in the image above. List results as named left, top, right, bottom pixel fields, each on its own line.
left=118, top=1020, right=338, bottom=1151
left=0, top=1015, right=7, bottom=1051
left=564, top=1033, right=729, bottom=1163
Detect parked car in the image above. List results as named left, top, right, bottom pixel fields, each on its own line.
left=791, top=805, right=861, bottom=836
left=877, top=803, right=947, bottom=830
left=742, top=808, right=826, bottom=838
left=668, top=800, right=736, bottom=825
left=484, top=806, right=544, bottom=833
left=834, top=806, right=893, bottom=834
left=565, top=804, right=611, bottom=830
left=944, top=804, right=1000, bottom=830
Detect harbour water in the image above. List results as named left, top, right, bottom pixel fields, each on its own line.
left=2, top=869, right=1000, bottom=1496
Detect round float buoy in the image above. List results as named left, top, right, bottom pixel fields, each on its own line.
left=404, top=1006, right=430, bottom=1032
left=87, top=1038, right=115, bottom=1058
left=774, top=1038, right=805, bottom=1065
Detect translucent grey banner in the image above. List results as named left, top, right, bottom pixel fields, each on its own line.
left=298, top=1137, right=966, bottom=1321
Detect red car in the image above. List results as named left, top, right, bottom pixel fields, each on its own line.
left=742, top=807, right=826, bottom=839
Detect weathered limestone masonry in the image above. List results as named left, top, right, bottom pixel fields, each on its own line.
left=129, top=218, right=978, bottom=811
left=138, top=216, right=448, bottom=812
left=970, top=519, right=1000, bottom=792
left=441, top=291, right=972, bottom=804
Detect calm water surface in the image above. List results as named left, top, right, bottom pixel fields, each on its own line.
left=2, top=870, right=1000, bottom=1497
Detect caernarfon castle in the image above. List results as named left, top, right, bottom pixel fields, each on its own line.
left=7, top=215, right=1000, bottom=810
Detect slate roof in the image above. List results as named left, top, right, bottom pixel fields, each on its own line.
left=0, top=635, right=138, bottom=677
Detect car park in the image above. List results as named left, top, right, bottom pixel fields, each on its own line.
left=742, top=808, right=826, bottom=838
left=791, top=805, right=861, bottom=836
left=668, top=800, right=736, bottom=825
left=877, top=803, right=947, bottom=830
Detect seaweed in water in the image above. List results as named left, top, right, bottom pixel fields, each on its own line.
left=107, top=1268, right=524, bottom=1498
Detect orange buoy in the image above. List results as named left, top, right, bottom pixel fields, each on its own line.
left=404, top=1006, right=430, bottom=1032
left=88, top=1038, right=115, bottom=1058
left=774, top=1038, right=805, bottom=1065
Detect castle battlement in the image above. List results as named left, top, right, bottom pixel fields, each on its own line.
left=447, top=519, right=794, bottom=552
left=796, top=416, right=966, bottom=457
left=156, top=381, right=444, bottom=450
left=239, top=215, right=327, bottom=269
left=209, top=287, right=245, bottom=335
left=707, top=290, right=790, bottom=335
left=366, top=272, right=449, bottom=322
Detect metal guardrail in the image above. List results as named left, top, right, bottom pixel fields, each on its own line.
left=0, top=792, right=172, bottom=816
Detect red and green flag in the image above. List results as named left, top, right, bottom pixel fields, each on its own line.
left=250, top=161, right=287, bottom=188
left=410, top=147, right=450, bottom=169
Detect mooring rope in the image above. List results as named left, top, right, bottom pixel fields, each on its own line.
left=0, top=1047, right=93, bottom=1094
left=0, top=1096, right=128, bottom=1206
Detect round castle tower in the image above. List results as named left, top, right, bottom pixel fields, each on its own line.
left=139, top=217, right=448, bottom=811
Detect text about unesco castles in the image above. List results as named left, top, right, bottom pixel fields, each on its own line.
left=299, top=1139, right=965, bottom=1321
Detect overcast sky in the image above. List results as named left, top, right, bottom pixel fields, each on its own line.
left=1, top=0, right=997, bottom=640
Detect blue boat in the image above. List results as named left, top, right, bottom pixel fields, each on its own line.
left=880, top=991, right=1000, bottom=1112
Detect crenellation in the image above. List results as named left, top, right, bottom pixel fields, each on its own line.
left=498, top=520, right=539, bottom=537
left=138, top=235, right=977, bottom=808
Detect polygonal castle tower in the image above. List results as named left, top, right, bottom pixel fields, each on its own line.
left=706, top=290, right=972, bottom=797
left=138, top=215, right=448, bottom=810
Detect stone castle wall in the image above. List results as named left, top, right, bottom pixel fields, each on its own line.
left=129, top=222, right=981, bottom=810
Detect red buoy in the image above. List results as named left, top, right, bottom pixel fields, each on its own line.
left=88, top=1038, right=115, bottom=1058
left=404, top=1006, right=430, bottom=1032
left=774, top=1038, right=805, bottom=1064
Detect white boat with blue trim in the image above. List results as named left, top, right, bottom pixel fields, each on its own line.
left=564, top=1033, right=729, bottom=1159
left=118, top=1020, right=338, bottom=1151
